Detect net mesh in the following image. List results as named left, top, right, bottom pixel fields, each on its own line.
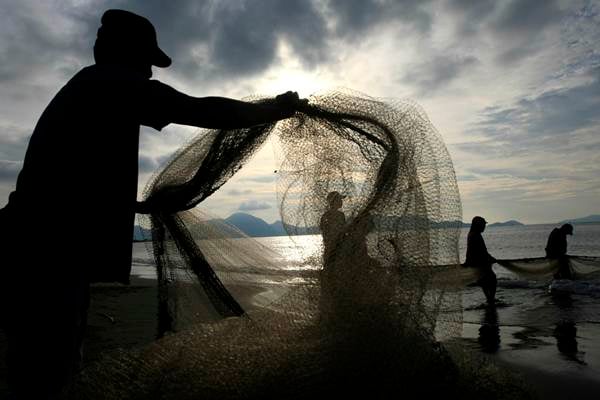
left=69, top=90, right=470, bottom=398
left=497, top=255, right=600, bottom=280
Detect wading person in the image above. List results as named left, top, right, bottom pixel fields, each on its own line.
left=465, top=216, right=497, bottom=305
left=319, top=191, right=347, bottom=320
left=0, top=9, right=302, bottom=398
left=546, top=223, right=574, bottom=280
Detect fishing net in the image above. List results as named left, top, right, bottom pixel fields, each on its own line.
left=431, top=256, right=600, bottom=289
left=497, top=256, right=600, bottom=280
left=69, top=90, right=468, bottom=399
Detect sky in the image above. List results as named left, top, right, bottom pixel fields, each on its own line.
left=0, top=0, right=599, bottom=224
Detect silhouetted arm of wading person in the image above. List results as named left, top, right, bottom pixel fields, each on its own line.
left=0, top=9, right=303, bottom=399
left=465, top=216, right=497, bottom=305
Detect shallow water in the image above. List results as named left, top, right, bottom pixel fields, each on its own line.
left=131, top=223, right=600, bottom=387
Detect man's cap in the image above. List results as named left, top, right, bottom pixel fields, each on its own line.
left=326, top=191, right=346, bottom=202
left=97, top=9, right=171, bottom=68
left=472, top=216, right=487, bottom=224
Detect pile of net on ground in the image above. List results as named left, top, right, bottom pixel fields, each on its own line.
left=68, top=90, right=531, bottom=399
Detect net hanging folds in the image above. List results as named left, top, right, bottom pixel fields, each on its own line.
left=71, top=90, right=467, bottom=399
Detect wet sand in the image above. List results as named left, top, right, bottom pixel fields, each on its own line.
left=460, top=310, right=600, bottom=399
left=0, top=275, right=266, bottom=397
left=2, top=275, right=599, bottom=399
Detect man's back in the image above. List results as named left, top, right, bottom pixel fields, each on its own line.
left=545, top=228, right=567, bottom=259
left=9, top=64, right=178, bottom=282
left=465, top=230, right=493, bottom=269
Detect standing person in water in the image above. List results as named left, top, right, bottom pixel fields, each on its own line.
left=319, top=191, right=347, bottom=319
left=465, top=216, right=497, bottom=305
left=320, top=191, right=347, bottom=265
left=0, top=9, right=303, bottom=398
left=546, top=223, right=574, bottom=280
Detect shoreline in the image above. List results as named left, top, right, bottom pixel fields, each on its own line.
left=2, top=273, right=599, bottom=398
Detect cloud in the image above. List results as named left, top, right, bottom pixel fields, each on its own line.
left=0, top=125, right=30, bottom=161
left=470, top=66, right=600, bottom=147
left=227, top=188, right=252, bottom=196
left=241, top=174, right=277, bottom=183
left=403, top=54, right=479, bottom=93
left=492, top=0, right=564, bottom=36
left=0, top=2, right=95, bottom=84
left=0, top=161, right=22, bottom=182
left=326, top=0, right=433, bottom=36
left=238, top=199, right=271, bottom=211
left=0, top=0, right=599, bottom=223
left=138, top=154, right=158, bottom=174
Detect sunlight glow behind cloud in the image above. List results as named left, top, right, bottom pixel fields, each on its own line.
left=1, top=0, right=599, bottom=225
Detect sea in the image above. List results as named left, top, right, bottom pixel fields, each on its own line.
left=131, top=223, right=600, bottom=392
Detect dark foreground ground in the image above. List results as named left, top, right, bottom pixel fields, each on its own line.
left=1, top=277, right=599, bottom=399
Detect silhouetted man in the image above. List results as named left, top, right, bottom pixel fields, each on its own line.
left=546, top=223, right=574, bottom=279
left=0, top=9, right=302, bottom=398
left=465, top=216, right=497, bottom=304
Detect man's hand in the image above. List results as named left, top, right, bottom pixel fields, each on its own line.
left=274, top=91, right=308, bottom=117
left=135, top=201, right=152, bottom=214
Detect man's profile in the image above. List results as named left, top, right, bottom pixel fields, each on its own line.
left=0, top=9, right=301, bottom=398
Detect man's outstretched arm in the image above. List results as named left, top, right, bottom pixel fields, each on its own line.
left=168, top=91, right=302, bottom=130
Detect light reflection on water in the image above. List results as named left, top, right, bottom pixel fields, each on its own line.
left=132, top=223, right=600, bottom=283
left=131, top=225, right=600, bottom=372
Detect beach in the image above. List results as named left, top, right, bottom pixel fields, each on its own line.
left=2, top=227, right=600, bottom=398
left=1, top=272, right=598, bottom=399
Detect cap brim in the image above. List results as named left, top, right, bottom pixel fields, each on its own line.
left=153, top=47, right=171, bottom=68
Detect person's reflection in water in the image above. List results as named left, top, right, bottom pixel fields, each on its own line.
left=554, top=321, right=585, bottom=365
left=551, top=292, right=586, bottom=364
left=478, top=305, right=500, bottom=353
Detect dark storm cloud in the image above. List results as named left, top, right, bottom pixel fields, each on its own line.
left=95, top=0, right=436, bottom=80
left=0, top=3, right=96, bottom=83
left=492, top=0, right=563, bottom=35
left=0, top=0, right=587, bottom=91
left=238, top=199, right=271, bottom=211
left=95, top=0, right=328, bottom=80
left=138, top=154, right=158, bottom=174
left=0, top=125, right=30, bottom=161
left=326, top=0, right=433, bottom=36
left=446, top=0, right=580, bottom=65
left=490, top=0, right=568, bottom=64
left=0, top=161, right=22, bottom=182
left=473, top=67, right=600, bottom=144
left=403, top=53, right=479, bottom=93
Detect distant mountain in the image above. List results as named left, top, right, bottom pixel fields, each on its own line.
left=225, top=214, right=319, bottom=237
left=560, top=215, right=600, bottom=224
left=488, top=220, right=524, bottom=227
left=132, top=213, right=534, bottom=241
left=133, top=225, right=152, bottom=241
left=224, top=213, right=279, bottom=237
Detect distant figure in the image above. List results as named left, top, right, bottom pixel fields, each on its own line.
left=347, top=214, right=393, bottom=311
left=320, top=191, right=347, bottom=265
left=0, top=9, right=302, bottom=398
left=546, top=223, right=574, bottom=280
left=319, top=191, right=347, bottom=319
left=465, top=216, right=497, bottom=304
